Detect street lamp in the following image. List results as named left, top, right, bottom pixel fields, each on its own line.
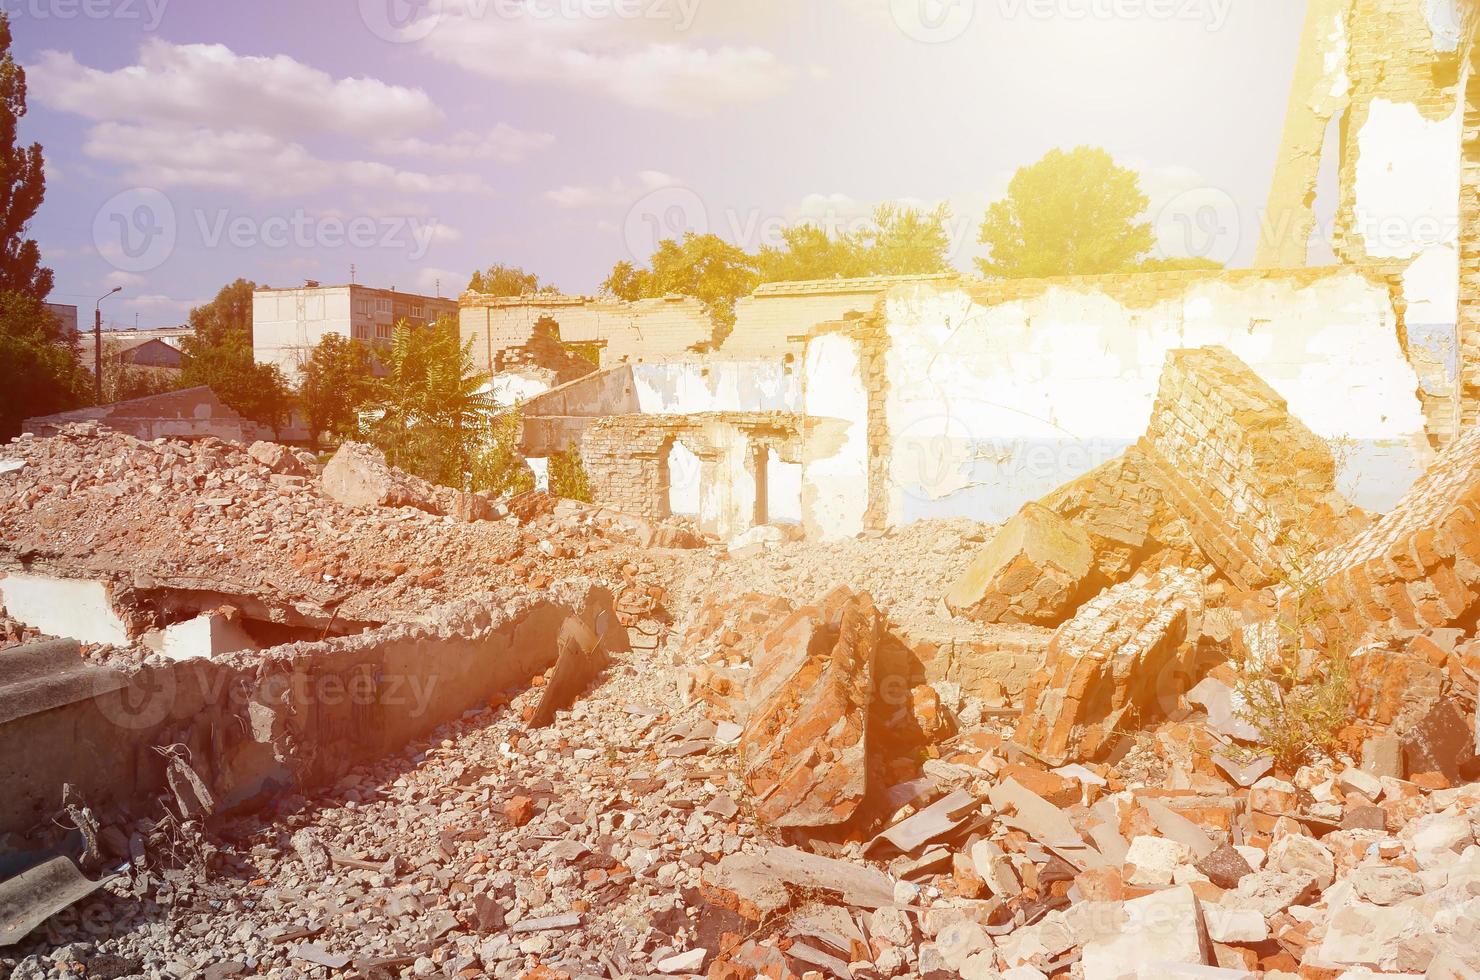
left=94, top=287, right=123, bottom=403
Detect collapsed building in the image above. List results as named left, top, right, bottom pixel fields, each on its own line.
left=5, top=2, right=1480, bottom=979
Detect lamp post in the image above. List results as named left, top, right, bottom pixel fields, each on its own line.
left=94, top=287, right=123, bottom=403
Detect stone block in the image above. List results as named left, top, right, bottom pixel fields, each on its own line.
left=1081, top=886, right=1212, bottom=979
left=943, top=503, right=1094, bottom=626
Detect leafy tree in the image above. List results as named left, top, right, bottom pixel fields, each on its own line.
left=0, top=14, right=51, bottom=301
left=179, top=340, right=291, bottom=432
left=469, top=405, right=536, bottom=500
left=861, top=203, right=954, bottom=276
left=756, top=225, right=867, bottom=283
left=297, top=333, right=374, bottom=449
left=101, top=361, right=180, bottom=404
left=602, top=232, right=759, bottom=336
left=0, top=291, right=90, bottom=438
left=467, top=264, right=557, bottom=297
left=755, top=204, right=953, bottom=284
left=177, top=278, right=290, bottom=429
left=185, top=278, right=255, bottom=347
left=362, top=317, right=494, bottom=488
left=976, top=147, right=1155, bottom=279
left=548, top=446, right=592, bottom=502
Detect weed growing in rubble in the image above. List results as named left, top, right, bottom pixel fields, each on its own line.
left=1231, top=531, right=1354, bottom=771
left=549, top=444, right=593, bottom=502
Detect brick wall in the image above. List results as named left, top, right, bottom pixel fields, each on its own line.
left=580, top=417, right=678, bottom=520
left=1137, top=347, right=1362, bottom=590
left=1013, top=568, right=1206, bottom=765
left=1315, top=419, right=1480, bottom=641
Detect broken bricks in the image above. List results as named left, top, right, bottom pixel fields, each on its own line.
left=739, top=587, right=882, bottom=828
left=1013, top=567, right=1206, bottom=765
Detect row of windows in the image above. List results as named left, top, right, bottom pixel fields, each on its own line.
left=351, top=297, right=425, bottom=318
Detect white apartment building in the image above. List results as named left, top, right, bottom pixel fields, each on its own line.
left=252, top=282, right=458, bottom=376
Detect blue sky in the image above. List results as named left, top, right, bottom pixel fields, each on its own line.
left=22, top=0, right=1307, bottom=327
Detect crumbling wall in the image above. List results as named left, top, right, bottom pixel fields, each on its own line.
left=22, top=387, right=271, bottom=443
left=580, top=412, right=825, bottom=541
left=1136, top=347, right=1364, bottom=589
left=721, top=274, right=958, bottom=361
left=1261, top=0, right=1465, bottom=444
left=0, top=585, right=614, bottom=838
left=1315, top=416, right=1480, bottom=643
left=874, top=270, right=1429, bottom=531
left=461, top=293, right=715, bottom=372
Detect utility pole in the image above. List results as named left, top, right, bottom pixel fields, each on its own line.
left=94, top=287, right=123, bottom=403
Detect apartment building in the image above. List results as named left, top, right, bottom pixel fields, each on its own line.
left=252, top=282, right=458, bottom=376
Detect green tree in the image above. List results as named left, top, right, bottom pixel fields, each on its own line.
left=756, top=225, right=867, bottom=283
left=185, top=278, right=255, bottom=347
left=469, top=405, right=536, bottom=500
left=297, top=333, right=374, bottom=449
left=179, top=340, right=291, bottom=432
left=0, top=14, right=51, bottom=300
left=177, top=278, right=290, bottom=429
left=755, top=204, right=953, bottom=284
left=0, top=291, right=90, bottom=438
left=976, top=147, right=1155, bottom=279
left=362, top=317, right=494, bottom=488
left=467, top=264, right=557, bottom=297
left=861, top=203, right=953, bottom=276
left=101, top=361, right=180, bottom=404
left=602, top=232, right=759, bottom=337
left=548, top=446, right=592, bottom=502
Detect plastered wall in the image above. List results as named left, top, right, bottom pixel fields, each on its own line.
left=802, top=272, right=1431, bottom=537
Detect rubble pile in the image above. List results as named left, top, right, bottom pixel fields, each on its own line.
left=11, top=343, right=1480, bottom=978
left=0, top=424, right=678, bottom=629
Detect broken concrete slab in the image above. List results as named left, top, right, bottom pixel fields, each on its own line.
left=943, top=502, right=1095, bottom=626
left=865, top=789, right=978, bottom=855
left=0, top=574, right=132, bottom=646
left=1080, top=886, right=1213, bottom=980
left=529, top=615, right=605, bottom=728
left=320, top=441, right=441, bottom=514
left=152, top=609, right=261, bottom=662
left=701, top=846, right=896, bottom=919
left=0, top=857, right=106, bottom=947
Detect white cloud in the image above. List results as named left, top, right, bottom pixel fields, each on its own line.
left=416, top=1, right=794, bottom=115
left=545, top=170, right=676, bottom=209
left=413, top=267, right=466, bottom=296
left=83, top=123, right=486, bottom=198
left=375, top=124, right=555, bottom=164
left=30, top=40, right=442, bottom=140
left=102, top=270, right=147, bottom=290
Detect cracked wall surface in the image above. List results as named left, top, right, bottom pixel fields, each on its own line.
left=801, top=271, right=1429, bottom=537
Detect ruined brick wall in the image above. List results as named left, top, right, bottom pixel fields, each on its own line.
left=1460, top=23, right=1480, bottom=430
left=580, top=416, right=677, bottom=521
left=461, top=293, right=714, bottom=373
left=1013, top=568, right=1206, bottom=765
left=1315, top=419, right=1480, bottom=641
left=1136, top=347, right=1362, bottom=590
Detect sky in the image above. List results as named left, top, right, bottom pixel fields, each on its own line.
left=21, top=0, right=1309, bottom=328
